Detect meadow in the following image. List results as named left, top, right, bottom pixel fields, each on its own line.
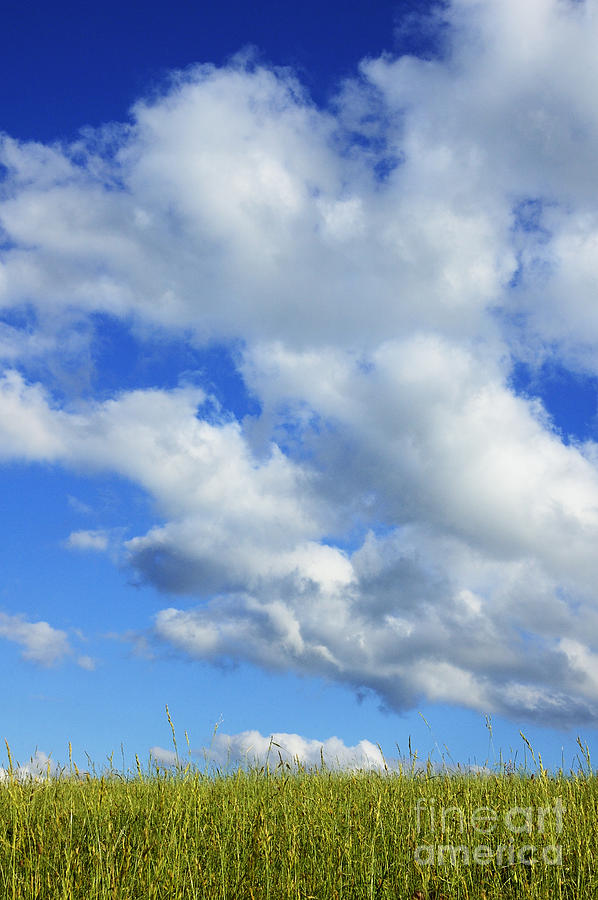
left=0, top=731, right=596, bottom=900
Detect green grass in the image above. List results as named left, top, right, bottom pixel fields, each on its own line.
left=0, top=745, right=596, bottom=900
left=0, top=718, right=595, bottom=899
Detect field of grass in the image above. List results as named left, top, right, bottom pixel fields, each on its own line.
left=0, top=729, right=596, bottom=899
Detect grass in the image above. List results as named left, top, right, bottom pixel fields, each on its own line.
left=0, top=729, right=596, bottom=899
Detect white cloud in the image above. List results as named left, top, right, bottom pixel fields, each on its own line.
left=0, top=612, right=72, bottom=667
left=66, top=530, right=109, bottom=552
left=149, top=746, right=179, bottom=768
left=0, top=52, right=511, bottom=351
left=362, top=0, right=598, bottom=369
left=0, top=370, right=65, bottom=460
left=76, top=655, right=96, bottom=671
left=67, top=495, right=92, bottom=515
left=1, top=333, right=598, bottom=722
left=244, top=335, right=598, bottom=589
left=152, top=730, right=386, bottom=771
left=2, top=1, right=598, bottom=726
left=0, top=374, right=343, bottom=595
left=0, top=750, right=56, bottom=782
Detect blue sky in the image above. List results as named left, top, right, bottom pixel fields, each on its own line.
left=1, top=0, right=598, bottom=775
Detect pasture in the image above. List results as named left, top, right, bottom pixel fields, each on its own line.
left=0, top=739, right=595, bottom=899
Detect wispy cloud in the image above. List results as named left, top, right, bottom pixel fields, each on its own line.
left=67, top=495, right=93, bottom=516
left=76, top=654, right=96, bottom=671
left=65, top=529, right=109, bottom=552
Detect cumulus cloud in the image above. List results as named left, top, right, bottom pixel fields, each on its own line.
left=0, top=49, right=510, bottom=352
left=2, top=0, right=598, bottom=726
left=0, top=612, right=72, bottom=667
left=0, top=372, right=342, bottom=594
left=151, top=730, right=386, bottom=771
left=0, top=750, right=56, bottom=782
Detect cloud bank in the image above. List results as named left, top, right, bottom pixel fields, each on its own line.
left=151, top=730, right=386, bottom=771
left=2, top=0, right=598, bottom=725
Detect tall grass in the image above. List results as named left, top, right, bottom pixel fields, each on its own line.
left=0, top=734, right=596, bottom=899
